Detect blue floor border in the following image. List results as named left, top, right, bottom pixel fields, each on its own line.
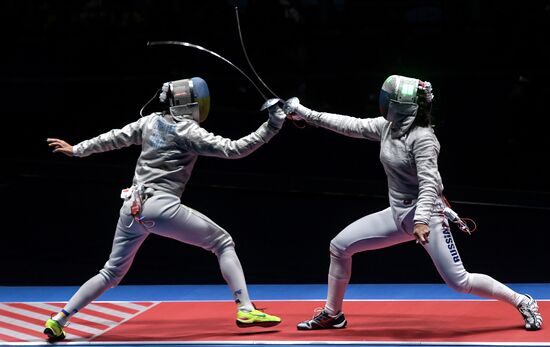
left=1, top=283, right=549, bottom=302
left=1, top=284, right=548, bottom=347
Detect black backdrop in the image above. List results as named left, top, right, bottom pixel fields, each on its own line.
left=2, top=0, right=549, bottom=286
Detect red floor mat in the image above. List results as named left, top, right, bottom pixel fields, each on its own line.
left=93, top=300, right=549, bottom=344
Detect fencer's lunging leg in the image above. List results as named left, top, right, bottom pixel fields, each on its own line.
left=326, top=249, right=352, bottom=316
left=55, top=215, right=149, bottom=325
left=215, top=244, right=253, bottom=311
left=325, top=208, right=412, bottom=315
left=467, top=273, right=525, bottom=306
left=54, top=274, right=111, bottom=325
left=423, top=218, right=524, bottom=307
left=148, top=193, right=255, bottom=312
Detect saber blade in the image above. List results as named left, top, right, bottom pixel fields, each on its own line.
left=235, top=6, right=280, bottom=100
left=147, top=40, right=268, bottom=100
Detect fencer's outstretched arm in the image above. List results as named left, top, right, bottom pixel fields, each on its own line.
left=68, top=116, right=148, bottom=157
left=284, top=97, right=384, bottom=141
left=183, top=103, right=286, bottom=159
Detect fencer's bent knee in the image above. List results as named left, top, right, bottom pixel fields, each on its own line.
left=444, top=271, right=472, bottom=294
left=212, top=236, right=235, bottom=256
left=99, top=268, right=125, bottom=287
left=330, top=238, right=352, bottom=259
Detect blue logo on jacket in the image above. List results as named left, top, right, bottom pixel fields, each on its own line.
left=149, top=118, right=176, bottom=149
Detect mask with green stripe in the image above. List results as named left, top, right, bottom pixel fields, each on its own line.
left=379, top=75, right=420, bottom=123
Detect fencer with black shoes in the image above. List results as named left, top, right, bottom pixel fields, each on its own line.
left=297, top=308, right=347, bottom=330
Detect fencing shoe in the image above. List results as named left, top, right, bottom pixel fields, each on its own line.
left=297, top=308, right=347, bottom=330
left=236, top=307, right=281, bottom=328
left=44, top=318, right=66, bottom=341
left=517, top=294, right=543, bottom=331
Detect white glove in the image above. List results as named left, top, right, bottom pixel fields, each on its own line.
left=268, top=105, right=286, bottom=129
left=261, top=98, right=286, bottom=129
left=283, top=97, right=313, bottom=121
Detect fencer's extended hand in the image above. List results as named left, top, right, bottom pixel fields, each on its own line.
left=261, top=98, right=286, bottom=130
left=413, top=223, right=430, bottom=245
left=283, top=97, right=313, bottom=121
left=47, top=138, right=74, bottom=157
left=268, top=105, right=286, bottom=130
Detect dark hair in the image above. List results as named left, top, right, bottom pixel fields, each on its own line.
left=413, top=88, right=433, bottom=128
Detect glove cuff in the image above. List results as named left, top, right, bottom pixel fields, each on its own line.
left=295, top=104, right=313, bottom=118
left=284, top=97, right=313, bottom=119
left=268, top=111, right=285, bottom=130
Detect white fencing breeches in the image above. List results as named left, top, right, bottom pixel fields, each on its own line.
left=62, top=192, right=252, bottom=317
left=325, top=201, right=524, bottom=315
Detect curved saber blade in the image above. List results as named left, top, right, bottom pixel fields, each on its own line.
left=147, top=40, right=268, bottom=100
left=234, top=7, right=280, bottom=100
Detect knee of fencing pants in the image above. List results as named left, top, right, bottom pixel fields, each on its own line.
left=99, top=267, right=126, bottom=288
left=330, top=238, right=353, bottom=260
left=211, top=234, right=236, bottom=257
left=443, top=270, right=472, bottom=294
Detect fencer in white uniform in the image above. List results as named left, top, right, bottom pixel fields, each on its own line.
left=285, top=75, right=543, bottom=331
left=44, top=77, right=284, bottom=341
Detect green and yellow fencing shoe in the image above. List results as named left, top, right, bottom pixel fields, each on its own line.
left=236, top=308, right=281, bottom=328
left=44, top=318, right=66, bottom=341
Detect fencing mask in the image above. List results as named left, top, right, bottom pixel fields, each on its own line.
left=160, top=77, right=210, bottom=123
left=379, top=75, right=421, bottom=123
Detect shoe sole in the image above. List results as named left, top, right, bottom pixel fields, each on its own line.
left=44, top=328, right=65, bottom=341
left=297, top=320, right=347, bottom=330
left=236, top=320, right=282, bottom=328
left=525, top=325, right=542, bottom=331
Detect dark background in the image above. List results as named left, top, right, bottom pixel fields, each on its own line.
left=2, top=0, right=549, bottom=286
